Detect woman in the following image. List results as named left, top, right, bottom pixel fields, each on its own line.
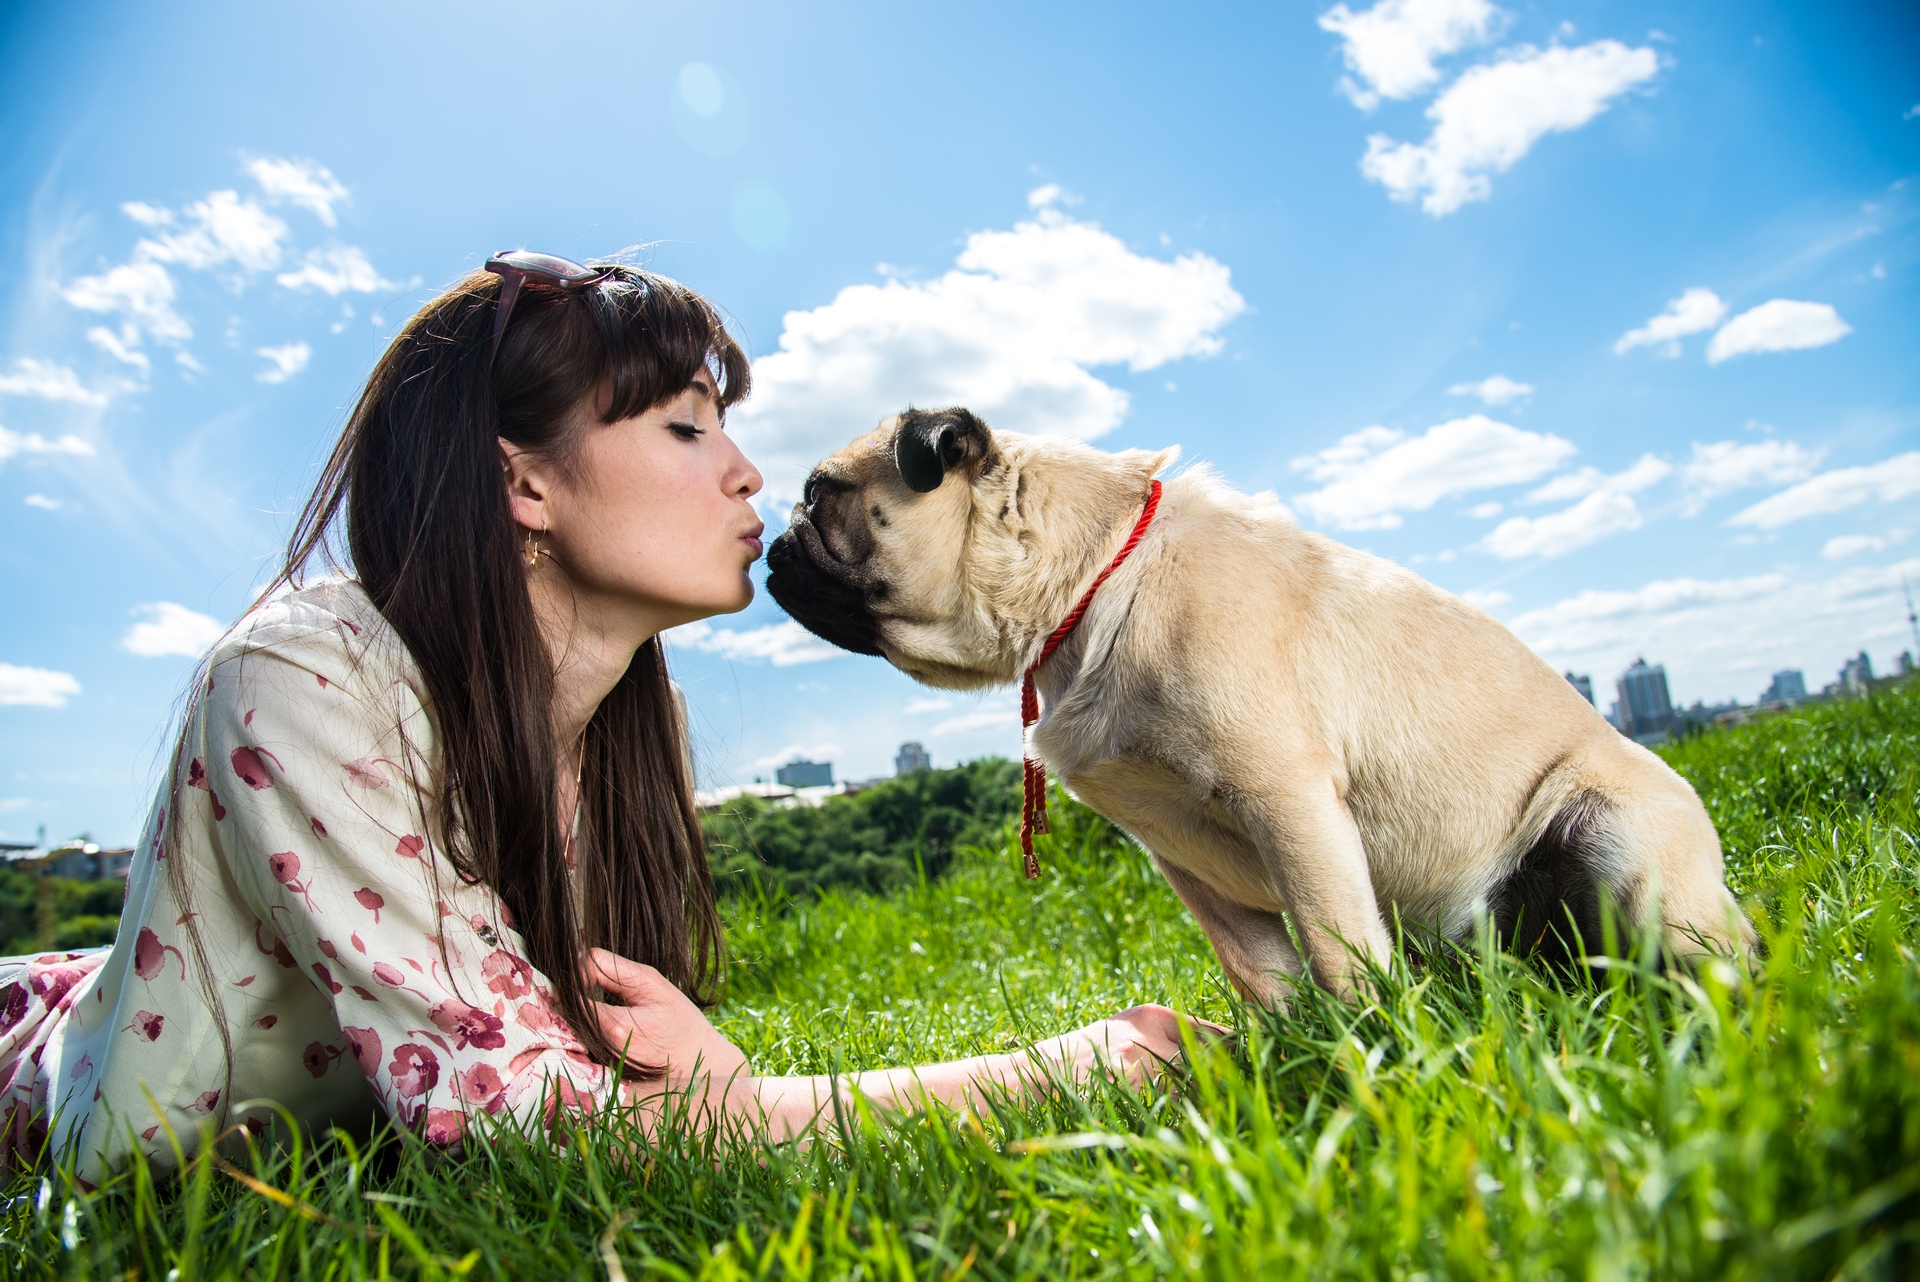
left=0, top=253, right=1199, bottom=1180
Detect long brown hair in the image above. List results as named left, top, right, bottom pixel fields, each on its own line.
left=172, top=261, right=749, bottom=1081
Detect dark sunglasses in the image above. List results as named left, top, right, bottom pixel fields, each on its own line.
left=482, top=251, right=619, bottom=362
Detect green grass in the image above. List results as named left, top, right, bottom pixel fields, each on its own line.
left=5, top=684, right=1919, bottom=1278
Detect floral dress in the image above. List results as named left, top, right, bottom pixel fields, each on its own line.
left=0, top=580, right=623, bottom=1182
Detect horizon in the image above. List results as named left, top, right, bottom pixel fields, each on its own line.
left=2, top=0, right=1917, bottom=845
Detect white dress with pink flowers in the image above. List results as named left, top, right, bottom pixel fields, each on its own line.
left=0, top=580, right=620, bottom=1182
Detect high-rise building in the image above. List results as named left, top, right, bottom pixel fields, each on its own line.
left=1564, top=671, right=1595, bottom=705
left=894, top=741, right=931, bottom=775
left=1840, top=651, right=1873, bottom=696
left=1760, top=669, right=1807, bottom=705
left=774, top=759, right=833, bottom=788
left=1615, top=657, right=1674, bottom=741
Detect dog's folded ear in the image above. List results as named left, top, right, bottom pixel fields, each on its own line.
left=894, top=407, right=991, bottom=493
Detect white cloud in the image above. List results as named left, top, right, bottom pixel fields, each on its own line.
left=666, top=618, right=842, bottom=667
left=1446, top=373, right=1533, bottom=405
left=0, top=663, right=81, bottom=708
left=932, top=700, right=1021, bottom=737
left=1822, top=534, right=1887, bottom=559
left=1705, top=299, right=1852, bottom=364
left=730, top=205, right=1245, bottom=503
left=62, top=260, right=191, bottom=344
left=0, top=358, right=109, bottom=406
left=1680, top=439, right=1821, bottom=512
left=1360, top=40, right=1659, bottom=216
left=255, top=342, right=312, bottom=384
left=1612, top=287, right=1727, bottom=356
left=0, top=426, right=94, bottom=465
left=1461, top=587, right=1511, bottom=608
left=1484, top=453, right=1670, bottom=558
left=245, top=157, right=350, bottom=227
left=23, top=494, right=60, bottom=510
left=1727, top=453, right=1920, bottom=530
left=1508, top=560, right=1920, bottom=703
left=276, top=246, right=399, bottom=295
left=903, top=695, right=954, bottom=714
left=1318, top=0, right=1499, bottom=108
left=122, top=602, right=225, bottom=658
left=1467, top=500, right=1503, bottom=518
left=1291, top=414, right=1575, bottom=529
left=133, top=189, right=289, bottom=273
left=86, top=323, right=149, bottom=372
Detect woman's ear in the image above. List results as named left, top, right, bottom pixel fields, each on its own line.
left=498, top=437, right=550, bottom=532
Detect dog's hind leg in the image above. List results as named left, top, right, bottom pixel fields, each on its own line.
left=1151, top=856, right=1306, bottom=1008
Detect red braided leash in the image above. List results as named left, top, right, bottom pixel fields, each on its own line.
left=1019, top=479, right=1163, bottom=878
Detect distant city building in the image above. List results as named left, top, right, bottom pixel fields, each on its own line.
left=2, top=841, right=134, bottom=881
left=1615, top=657, right=1674, bottom=742
left=1760, top=669, right=1807, bottom=706
left=774, top=758, right=833, bottom=789
left=1564, top=672, right=1594, bottom=705
left=1840, top=651, right=1873, bottom=696
left=1900, top=651, right=1916, bottom=677
left=894, top=741, right=931, bottom=775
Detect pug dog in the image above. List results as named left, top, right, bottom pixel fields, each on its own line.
left=765, top=408, right=1752, bottom=1002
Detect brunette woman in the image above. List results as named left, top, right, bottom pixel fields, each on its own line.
left=0, top=253, right=1198, bottom=1180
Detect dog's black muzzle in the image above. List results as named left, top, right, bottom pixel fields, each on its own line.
left=765, top=517, right=885, bottom=657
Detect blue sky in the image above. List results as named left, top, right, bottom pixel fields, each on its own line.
left=2, top=0, right=1916, bottom=845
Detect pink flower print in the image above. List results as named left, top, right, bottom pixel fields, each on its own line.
left=429, top=999, right=506, bottom=1051
left=310, top=817, right=328, bottom=838
left=253, top=924, right=298, bottom=970
left=482, top=950, right=534, bottom=1000
left=254, top=1015, right=278, bottom=1030
left=388, top=1043, right=440, bottom=1099
left=124, top=1011, right=164, bottom=1042
left=187, top=758, right=208, bottom=790
left=210, top=790, right=227, bottom=822
left=311, top=962, right=343, bottom=995
left=140, top=1125, right=159, bottom=1142
left=302, top=1041, right=334, bottom=1078
left=395, top=834, right=424, bottom=860
left=190, top=1090, right=221, bottom=1115
left=133, top=928, right=185, bottom=981
left=457, top=1063, right=505, bottom=1112
left=69, top=1053, right=93, bottom=1083
left=268, top=857, right=315, bottom=910
left=230, top=745, right=283, bottom=790
left=344, top=758, right=393, bottom=789
left=354, top=888, right=385, bottom=922
left=30, top=966, right=86, bottom=1011
left=317, top=938, right=337, bottom=960
left=1, top=984, right=28, bottom=1032
left=243, top=708, right=255, bottom=727
left=342, top=1026, right=382, bottom=1077
left=372, top=962, right=408, bottom=988
left=350, top=932, right=366, bottom=954
left=234, top=975, right=256, bottom=988
left=422, top=1108, right=467, bottom=1145
left=349, top=986, right=379, bottom=1002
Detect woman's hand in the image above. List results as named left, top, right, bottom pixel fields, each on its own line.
left=1020, top=1004, right=1229, bottom=1087
left=582, top=947, right=751, bottom=1084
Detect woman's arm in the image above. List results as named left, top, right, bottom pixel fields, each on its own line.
left=584, top=949, right=1209, bottom=1140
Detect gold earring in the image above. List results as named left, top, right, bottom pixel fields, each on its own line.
left=523, top=528, right=544, bottom=569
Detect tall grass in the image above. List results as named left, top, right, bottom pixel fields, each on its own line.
left=4, top=685, right=1917, bottom=1278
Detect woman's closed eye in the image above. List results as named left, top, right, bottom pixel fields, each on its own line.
left=668, top=420, right=705, bottom=441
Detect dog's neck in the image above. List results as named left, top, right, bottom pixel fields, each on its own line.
left=986, top=445, right=1166, bottom=672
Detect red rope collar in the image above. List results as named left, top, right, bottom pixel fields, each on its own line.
left=1019, top=479, right=1163, bottom=878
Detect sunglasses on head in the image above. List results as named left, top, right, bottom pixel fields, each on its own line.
left=482, top=251, right=620, bottom=362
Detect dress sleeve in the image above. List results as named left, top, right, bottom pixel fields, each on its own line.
left=194, top=627, right=616, bottom=1142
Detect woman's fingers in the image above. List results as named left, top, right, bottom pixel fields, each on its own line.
left=583, top=947, right=667, bottom=1004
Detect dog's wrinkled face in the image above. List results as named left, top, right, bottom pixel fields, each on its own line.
left=765, top=407, right=1029, bottom=688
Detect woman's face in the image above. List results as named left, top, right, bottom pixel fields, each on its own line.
left=506, top=370, right=765, bottom=635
